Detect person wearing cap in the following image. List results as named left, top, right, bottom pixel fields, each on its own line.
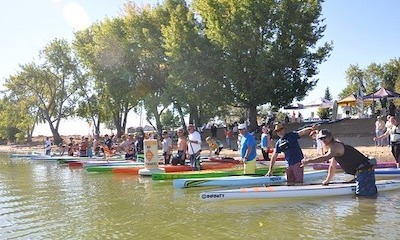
left=161, top=131, right=173, bottom=164
left=302, top=129, right=377, bottom=197
left=375, top=115, right=400, bottom=168
left=238, top=123, right=257, bottom=174
left=187, top=124, right=202, bottom=171
left=266, top=123, right=315, bottom=185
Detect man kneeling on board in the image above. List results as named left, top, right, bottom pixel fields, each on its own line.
left=301, top=129, right=377, bottom=197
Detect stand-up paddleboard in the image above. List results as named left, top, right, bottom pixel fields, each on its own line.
left=152, top=166, right=286, bottom=180
left=375, top=168, right=400, bottom=177
left=82, top=160, right=137, bottom=168
left=313, top=161, right=397, bottom=170
left=174, top=170, right=326, bottom=189
left=85, top=162, right=145, bottom=172
left=111, top=163, right=237, bottom=175
left=199, top=180, right=400, bottom=201
left=10, top=152, right=40, bottom=158
left=209, top=155, right=286, bottom=164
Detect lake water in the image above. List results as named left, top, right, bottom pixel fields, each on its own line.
left=1, top=153, right=400, bottom=239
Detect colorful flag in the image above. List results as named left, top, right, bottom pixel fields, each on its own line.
left=357, top=84, right=364, bottom=118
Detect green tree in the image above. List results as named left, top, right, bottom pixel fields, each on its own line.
left=4, top=39, right=81, bottom=144
left=193, top=0, right=332, bottom=131
left=160, top=109, right=180, bottom=130
left=123, top=3, right=171, bottom=133
left=74, top=18, right=143, bottom=137
left=324, top=87, right=332, bottom=100
left=317, top=87, right=332, bottom=119
left=162, top=0, right=229, bottom=128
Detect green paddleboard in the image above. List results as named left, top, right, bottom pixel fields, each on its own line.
left=152, top=166, right=286, bottom=180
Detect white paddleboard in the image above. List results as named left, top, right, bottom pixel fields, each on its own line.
left=199, top=180, right=400, bottom=201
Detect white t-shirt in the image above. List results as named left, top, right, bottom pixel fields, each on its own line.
left=188, top=131, right=202, bottom=154
left=45, top=140, right=52, bottom=151
left=162, top=137, right=172, bottom=153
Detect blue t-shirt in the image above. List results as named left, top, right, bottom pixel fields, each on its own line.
left=260, top=133, right=268, bottom=148
left=275, top=132, right=303, bottom=166
left=240, top=132, right=257, bottom=161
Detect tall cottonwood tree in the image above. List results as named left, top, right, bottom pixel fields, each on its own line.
left=4, top=39, right=81, bottom=144
left=162, top=0, right=228, bottom=128
left=74, top=18, right=142, bottom=137
left=193, top=0, right=332, bottom=130
left=123, top=3, right=170, bottom=133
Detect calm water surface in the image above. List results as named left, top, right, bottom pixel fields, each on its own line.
left=1, top=153, right=399, bottom=239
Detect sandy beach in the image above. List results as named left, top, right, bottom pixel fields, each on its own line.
left=2, top=137, right=394, bottom=163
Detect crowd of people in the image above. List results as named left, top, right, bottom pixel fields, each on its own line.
left=45, top=132, right=146, bottom=160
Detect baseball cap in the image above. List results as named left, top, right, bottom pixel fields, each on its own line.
left=238, top=123, right=247, bottom=130
left=318, top=129, right=332, bottom=139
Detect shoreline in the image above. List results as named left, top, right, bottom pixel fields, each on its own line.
left=1, top=143, right=394, bottom=163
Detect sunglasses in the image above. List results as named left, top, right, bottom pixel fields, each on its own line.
left=319, top=136, right=327, bottom=140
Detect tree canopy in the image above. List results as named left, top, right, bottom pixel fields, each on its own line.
left=2, top=0, right=338, bottom=142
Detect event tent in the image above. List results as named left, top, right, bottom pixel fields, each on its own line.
left=337, top=93, right=373, bottom=106
left=302, top=97, right=334, bottom=108
left=364, top=87, right=400, bottom=100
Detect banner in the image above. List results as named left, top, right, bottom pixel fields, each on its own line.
left=357, top=85, right=364, bottom=118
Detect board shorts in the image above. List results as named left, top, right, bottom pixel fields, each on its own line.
left=163, top=151, right=172, bottom=164
left=356, top=167, right=377, bottom=197
left=244, top=158, right=256, bottom=174
left=391, top=142, right=400, bottom=163
left=286, top=162, right=304, bottom=184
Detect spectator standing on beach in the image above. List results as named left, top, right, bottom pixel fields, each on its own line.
left=232, top=122, right=238, bottom=138
left=224, top=127, right=233, bottom=150
left=187, top=124, right=202, bottom=171
left=238, top=123, right=257, bottom=174
left=79, top=137, right=88, bottom=157
left=44, top=137, right=52, bottom=155
left=210, top=124, right=217, bottom=138
left=266, top=123, right=315, bottom=185
left=310, top=129, right=325, bottom=156
left=385, top=115, right=392, bottom=146
left=171, top=128, right=187, bottom=166
left=375, top=115, right=400, bottom=168
left=161, top=130, right=173, bottom=164
left=67, top=137, right=75, bottom=156
left=389, top=101, right=396, bottom=116
left=93, top=135, right=100, bottom=157
left=375, top=116, right=386, bottom=147
left=260, top=125, right=271, bottom=161
left=302, top=129, right=377, bottom=197
left=86, top=137, right=93, bottom=158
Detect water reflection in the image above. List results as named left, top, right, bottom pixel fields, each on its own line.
left=1, top=154, right=400, bottom=239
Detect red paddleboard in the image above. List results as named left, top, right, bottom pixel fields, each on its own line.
left=113, top=162, right=236, bottom=175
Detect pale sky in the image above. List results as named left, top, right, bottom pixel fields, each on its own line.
left=0, top=0, right=399, bottom=135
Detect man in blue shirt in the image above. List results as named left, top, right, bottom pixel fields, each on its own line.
left=266, top=123, right=315, bottom=185
left=238, top=123, right=257, bottom=174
